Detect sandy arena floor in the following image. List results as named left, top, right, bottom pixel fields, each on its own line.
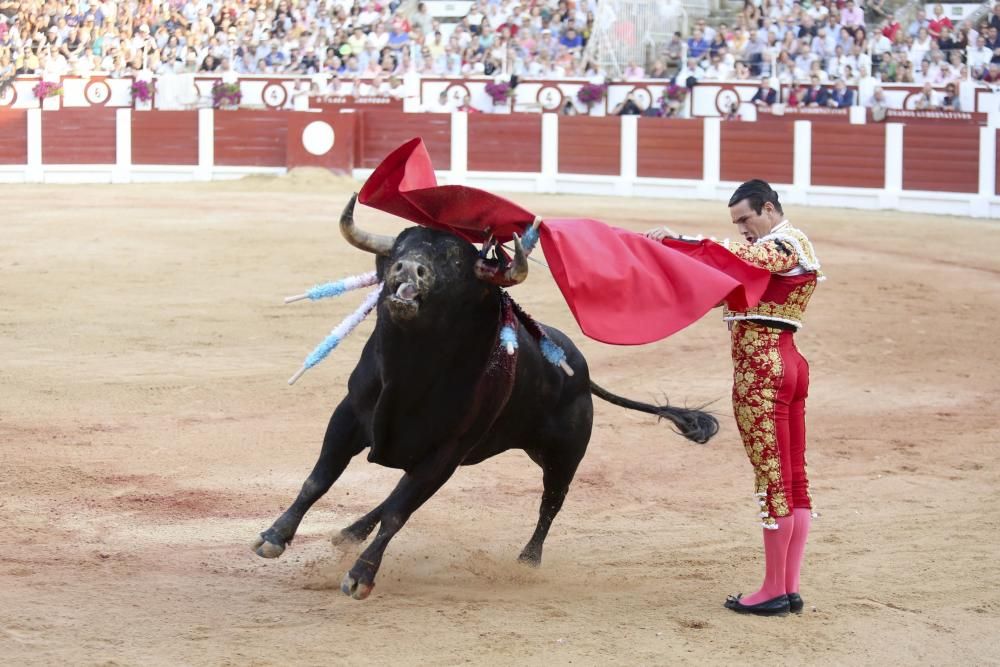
left=2, top=171, right=999, bottom=665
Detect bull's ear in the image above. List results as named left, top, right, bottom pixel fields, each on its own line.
left=473, top=234, right=528, bottom=287
left=375, top=254, right=391, bottom=278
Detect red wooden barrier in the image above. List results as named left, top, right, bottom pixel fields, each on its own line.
left=637, top=119, right=703, bottom=179
left=214, top=110, right=290, bottom=167
left=467, top=114, right=541, bottom=172
left=358, top=110, right=450, bottom=170
left=721, top=123, right=794, bottom=184
left=902, top=124, right=978, bottom=193
left=286, top=113, right=356, bottom=173
left=132, top=111, right=199, bottom=165
left=41, top=108, right=117, bottom=164
left=0, top=110, right=28, bottom=165
left=558, top=116, right=620, bottom=175
left=811, top=124, right=886, bottom=189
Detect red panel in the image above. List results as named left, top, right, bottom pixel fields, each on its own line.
left=131, top=111, right=199, bottom=166
left=467, top=114, right=541, bottom=172
left=903, top=124, right=978, bottom=193
left=811, top=124, right=885, bottom=189
left=637, top=119, right=703, bottom=179
left=720, top=123, right=794, bottom=184
left=286, top=113, right=356, bottom=173
left=995, top=130, right=999, bottom=197
left=0, top=110, right=28, bottom=165
left=558, top=116, right=619, bottom=175
left=358, top=110, right=450, bottom=170
left=41, top=108, right=117, bottom=164
left=214, top=110, right=290, bottom=167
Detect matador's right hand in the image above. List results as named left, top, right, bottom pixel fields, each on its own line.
left=644, top=226, right=678, bottom=241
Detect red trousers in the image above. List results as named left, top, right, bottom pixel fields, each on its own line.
left=730, top=321, right=812, bottom=527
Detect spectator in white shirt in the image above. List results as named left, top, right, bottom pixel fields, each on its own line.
left=909, top=26, right=932, bottom=65
left=857, top=65, right=879, bottom=102
left=357, top=3, right=381, bottom=28
left=913, top=82, right=938, bottom=109
left=967, top=35, right=992, bottom=71
left=913, top=60, right=932, bottom=83
left=808, top=0, right=830, bottom=21
left=926, top=49, right=945, bottom=81
left=826, top=44, right=847, bottom=79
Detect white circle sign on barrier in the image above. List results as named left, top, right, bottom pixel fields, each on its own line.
left=302, top=121, right=335, bottom=156
left=262, top=82, right=288, bottom=109
left=0, top=84, right=16, bottom=107
left=537, top=86, right=564, bottom=111
left=85, top=80, right=112, bottom=106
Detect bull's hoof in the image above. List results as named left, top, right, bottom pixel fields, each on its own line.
left=340, top=573, right=374, bottom=600
left=330, top=528, right=365, bottom=547
left=252, top=533, right=287, bottom=559
left=517, top=550, right=542, bottom=568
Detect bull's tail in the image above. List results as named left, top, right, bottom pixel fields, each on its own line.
left=590, top=381, right=719, bottom=444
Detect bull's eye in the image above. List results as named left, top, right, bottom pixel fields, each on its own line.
left=393, top=262, right=403, bottom=273
left=416, top=266, right=426, bottom=278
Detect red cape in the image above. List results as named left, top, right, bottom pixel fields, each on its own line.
left=357, top=138, right=771, bottom=345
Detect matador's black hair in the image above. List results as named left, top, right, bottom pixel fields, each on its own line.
left=728, top=179, right=783, bottom=215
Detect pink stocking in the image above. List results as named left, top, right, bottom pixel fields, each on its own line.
left=784, top=508, right=812, bottom=594
left=738, top=515, right=794, bottom=605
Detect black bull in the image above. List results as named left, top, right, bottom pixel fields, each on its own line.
left=253, top=196, right=718, bottom=599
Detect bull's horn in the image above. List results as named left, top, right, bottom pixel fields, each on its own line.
left=505, top=233, right=529, bottom=285
left=339, top=193, right=395, bottom=256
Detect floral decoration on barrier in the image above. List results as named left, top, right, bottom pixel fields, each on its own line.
left=32, top=81, right=63, bottom=99
left=130, top=79, right=153, bottom=103
left=658, top=82, right=688, bottom=117
left=212, top=81, right=242, bottom=109
left=484, top=80, right=513, bottom=105
left=576, top=82, right=607, bottom=106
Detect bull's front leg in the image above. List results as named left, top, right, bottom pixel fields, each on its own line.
left=340, top=456, right=460, bottom=600
left=253, top=399, right=364, bottom=558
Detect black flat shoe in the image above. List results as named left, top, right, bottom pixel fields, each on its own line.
left=724, top=593, right=790, bottom=616
left=788, top=592, right=804, bottom=613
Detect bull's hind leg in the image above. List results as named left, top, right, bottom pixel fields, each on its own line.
left=340, top=458, right=461, bottom=600
left=330, top=501, right=385, bottom=546
left=517, top=441, right=586, bottom=567
left=253, top=400, right=364, bottom=558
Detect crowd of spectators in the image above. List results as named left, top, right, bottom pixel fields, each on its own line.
left=670, top=0, right=1000, bottom=111
left=2, top=0, right=999, bottom=112
left=0, top=0, right=605, bottom=85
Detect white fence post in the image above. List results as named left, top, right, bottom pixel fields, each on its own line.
left=540, top=112, right=558, bottom=193
left=701, top=117, right=721, bottom=197
left=450, top=111, right=468, bottom=185
left=197, top=108, right=214, bottom=181
left=791, top=120, right=811, bottom=204
left=881, top=122, right=904, bottom=208
left=113, top=108, right=132, bottom=184
left=618, top=114, right=638, bottom=196
left=972, top=126, right=997, bottom=217
left=26, top=108, right=43, bottom=183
